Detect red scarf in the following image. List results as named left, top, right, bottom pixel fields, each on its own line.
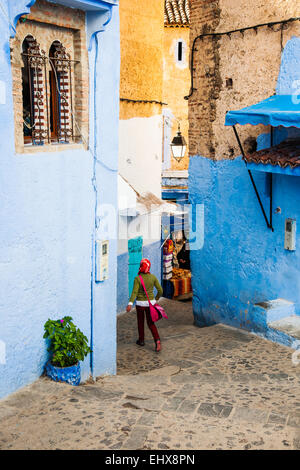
left=139, top=258, right=151, bottom=274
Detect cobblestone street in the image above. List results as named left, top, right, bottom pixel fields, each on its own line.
left=0, top=299, right=299, bottom=450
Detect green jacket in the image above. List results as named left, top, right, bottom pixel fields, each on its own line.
left=129, top=273, right=163, bottom=304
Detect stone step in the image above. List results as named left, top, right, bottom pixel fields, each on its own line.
left=269, top=315, right=300, bottom=341
left=255, top=298, right=295, bottom=323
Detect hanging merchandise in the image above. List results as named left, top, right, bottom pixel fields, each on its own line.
left=163, top=239, right=174, bottom=255
left=162, top=230, right=193, bottom=298
left=163, top=252, right=173, bottom=281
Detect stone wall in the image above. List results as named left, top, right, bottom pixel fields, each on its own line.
left=189, top=0, right=300, bottom=160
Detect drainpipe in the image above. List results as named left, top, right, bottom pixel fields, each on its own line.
left=90, top=32, right=100, bottom=379
left=88, top=3, right=118, bottom=380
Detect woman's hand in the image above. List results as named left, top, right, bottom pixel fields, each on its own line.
left=126, top=305, right=132, bottom=312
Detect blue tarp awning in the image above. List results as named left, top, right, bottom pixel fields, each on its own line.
left=225, top=95, right=300, bottom=128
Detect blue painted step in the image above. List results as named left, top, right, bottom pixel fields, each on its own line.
left=251, top=299, right=300, bottom=347
left=255, top=298, right=295, bottom=323
left=269, top=315, right=300, bottom=341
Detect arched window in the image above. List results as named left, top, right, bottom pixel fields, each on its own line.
left=49, top=41, right=73, bottom=143
left=21, top=35, right=48, bottom=145
left=14, top=29, right=81, bottom=150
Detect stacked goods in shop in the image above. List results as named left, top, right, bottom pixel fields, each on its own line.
left=163, top=239, right=174, bottom=281
left=171, top=276, right=192, bottom=297
left=163, top=253, right=173, bottom=280
left=172, top=268, right=191, bottom=279
left=171, top=268, right=192, bottom=297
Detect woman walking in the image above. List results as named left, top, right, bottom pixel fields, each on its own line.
left=126, top=259, right=163, bottom=352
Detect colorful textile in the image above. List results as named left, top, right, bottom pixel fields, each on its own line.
left=171, top=277, right=192, bottom=297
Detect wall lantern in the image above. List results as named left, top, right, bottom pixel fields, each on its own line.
left=171, top=122, right=187, bottom=162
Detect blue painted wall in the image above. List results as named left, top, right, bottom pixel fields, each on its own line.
left=189, top=156, right=300, bottom=327
left=117, top=251, right=129, bottom=313
left=143, top=241, right=162, bottom=282
left=189, top=37, right=300, bottom=345
left=0, top=0, right=120, bottom=399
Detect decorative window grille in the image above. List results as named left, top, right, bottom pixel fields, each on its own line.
left=21, top=36, right=75, bottom=146
left=22, top=35, right=49, bottom=145
left=49, top=41, right=74, bottom=143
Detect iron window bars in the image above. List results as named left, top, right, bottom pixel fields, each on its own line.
left=22, top=38, right=76, bottom=146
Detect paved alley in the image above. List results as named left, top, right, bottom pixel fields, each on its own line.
left=0, top=299, right=299, bottom=450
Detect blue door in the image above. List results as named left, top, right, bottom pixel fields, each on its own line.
left=128, top=237, right=143, bottom=297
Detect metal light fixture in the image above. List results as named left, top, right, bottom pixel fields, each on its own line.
left=171, top=122, right=187, bottom=162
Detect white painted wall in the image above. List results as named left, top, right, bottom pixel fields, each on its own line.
left=172, top=38, right=188, bottom=70
left=162, top=108, right=174, bottom=171
left=118, top=175, right=137, bottom=212
left=118, top=114, right=163, bottom=256
left=118, top=210, right=162, bottom=256
left=119, top=115, right=163, bottom=198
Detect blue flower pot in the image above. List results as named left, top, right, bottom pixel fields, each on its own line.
left=46, top=361, right=81, bottom=386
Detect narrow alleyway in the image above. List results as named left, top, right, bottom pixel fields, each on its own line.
left=0, top=299, right=299, bottom=450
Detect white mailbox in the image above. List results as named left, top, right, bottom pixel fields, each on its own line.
left=95, top=240, right=109, bottom=282
left=284, top=219, right=296, bottom=251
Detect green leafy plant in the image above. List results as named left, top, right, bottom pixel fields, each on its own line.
left=43, top=316, right=91, bottom=368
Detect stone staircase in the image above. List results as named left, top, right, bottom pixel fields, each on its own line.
left=253, top=299, right=300, bottom=348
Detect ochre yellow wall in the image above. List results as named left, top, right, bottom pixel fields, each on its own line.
left=119, top=0, right=164, bottom=120
left=163, top=26, right=190, bottom=171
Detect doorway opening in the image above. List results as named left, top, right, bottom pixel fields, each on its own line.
left=161, top=191, right=192, bottom=302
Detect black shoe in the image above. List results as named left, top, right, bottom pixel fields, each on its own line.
left=136, top=340, right=145, bottom=347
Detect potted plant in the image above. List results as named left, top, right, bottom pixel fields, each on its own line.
left=43, top=316, right=91, bottom=386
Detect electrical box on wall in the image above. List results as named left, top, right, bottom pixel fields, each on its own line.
left=95, top=240, right=109, bottom=282
left=284, top=219, right=296, bottom=251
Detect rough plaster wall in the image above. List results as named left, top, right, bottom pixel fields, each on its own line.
left=214, top=0, right=300, bottom=160
left=189, top=0, right=300, bottom=160
left=119, top=0, right=164, bottom=120
left=119, top=115, right=163, bottom=198
left=0, top=0, right=120, bottom=399
left=219, top=0, right=299, bottom=30
left=188, top=0, right=300, bottom=345
left=0, top=0, right=93, bottom=399
left=88, top=6, right=120, bottom=378
left=277, top=37, right=300, bottom=95
left=117, top=250, right=129, bottom=312
left=189, top=0, right=221, bottom=159
left=189, top=154, right=300, bottom=345
left=163, top=26, right=190, bottom=171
